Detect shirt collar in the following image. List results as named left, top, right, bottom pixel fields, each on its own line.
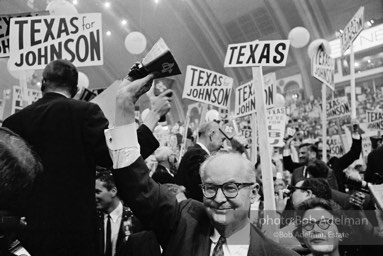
left=105, top=201, right=123, bottom=223
left=210, top=220, right=251, bottom=245
left=197, top=142, right=210, bottom=155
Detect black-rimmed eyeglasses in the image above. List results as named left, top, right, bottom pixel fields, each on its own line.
left=302, top=218, right=333, bottom=231
left=200, top=182, right=254, bottom=199
left=287, top=185, right=308, bottom=193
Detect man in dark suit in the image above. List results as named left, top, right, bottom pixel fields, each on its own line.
left=175, top=121, right=225, bottom=201
left=104, top=75, right=299, bottom=256
left=95, top=171, right=161, bottom=256
left=152, top=146, right=176, bottom=184
left=2, top=60, right=162, bottom=256
left=284, top=143, right=338, bottom=189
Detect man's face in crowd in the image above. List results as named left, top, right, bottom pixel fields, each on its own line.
left=292, top=180, right=311, bottom=208
left=95, top=179, right=116, bottom=212
left=208, top=123, right=225, bottom=153
left=298, top=146, right=309, bottom=163
left=201, top=154, right=256, bottom=233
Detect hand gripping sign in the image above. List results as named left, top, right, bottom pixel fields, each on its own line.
left=182, top=65, right=233, bottom=109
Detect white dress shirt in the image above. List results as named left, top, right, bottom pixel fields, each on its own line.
left=209, top=221, right=251, bottom=256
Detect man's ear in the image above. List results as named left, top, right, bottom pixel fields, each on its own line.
left=250, top=184, right=258, bottom=203
left=111, top=187, right=118, bottom=197
left=306, top=189, right=313, bottom=198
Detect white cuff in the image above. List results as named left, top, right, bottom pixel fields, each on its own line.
left=282, top=148, right=290, bottom=156
left=105, top=124, right=140, bottom=169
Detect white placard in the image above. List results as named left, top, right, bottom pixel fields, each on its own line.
left=224, top=40, right=290, bottom=67
left=367, top=111, right=383, bottom=130
left=234, top=73, right=276, bottom=117
left=9, top=13, right=103, bottom=70
left=312, top=43, right=335, bottom=90
left=323, top=96, right=351, bottom=120
left=182, top=65, right=233, bottom=109
left=341, top=6, right=364, bottom=54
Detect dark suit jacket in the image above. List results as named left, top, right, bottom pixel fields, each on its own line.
left=328, top=138, right=362, bottom=192
left=2, top=93, right=159, bottom=256
left=152, top=165, right=175, bottom=184
left=291, top=165, right=339, bottom=190
left=175, top=144, right=208, bottom=201
left=365, top=145, right=383, bottom=184
left=113, top=157, right=299, bottom=256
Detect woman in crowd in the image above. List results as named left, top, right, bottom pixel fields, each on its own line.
left=296, top=198, right=353, bottom=256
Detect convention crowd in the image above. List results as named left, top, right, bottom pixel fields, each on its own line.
left=1, top=59, right=383, bottom=256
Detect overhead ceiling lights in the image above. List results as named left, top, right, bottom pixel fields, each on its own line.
left=106, top=31, right=111, bottom=36
left=72, top=0, right=78, bottom=5
left=121, top=19, right=128, bottom=26
left=104, top=2, right=111, bottom=9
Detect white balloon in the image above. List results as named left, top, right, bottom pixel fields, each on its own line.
left=307, top=39, right=331, bottom=58
left=46, top=0, right=78, bottom=15
left=205, top=109, right=220, bottom=123
left=288, top=27, right=310, bottom=48
left=124, top=32, right=147, bottom=55
left=7, top=59, right=34, bottom=80
left=275, top=93, right=285, bottom=107
left=77, top=72, right=89, bottom=89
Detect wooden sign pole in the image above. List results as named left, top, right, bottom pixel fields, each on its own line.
left=252, top=66, right=278, bottom=241
left=322, top=83, right=328, bottom=163
left=251, top=113, right=257, bottom=163
left=350, top=44, right=356, bottom=120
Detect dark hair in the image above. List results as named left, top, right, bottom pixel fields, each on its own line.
left=95, top=170, right=116, bottom=191
left=296, top=198, right=351, bottom=241
left=0, top=128, right=42, bottom=213
left=42, top=59, right=79, bottom=97
left=306, top=159, right=329, bottom=178
left=307, top=144, right=319, bottom=159
left=301, top=178, right=332, bottom=200
left=298, top=143, right=319, bottom=159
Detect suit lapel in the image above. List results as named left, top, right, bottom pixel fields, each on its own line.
left=97, top=212, right=105, bottom=256
left=192, top=217, right=212, bottom=256
left=248, top=224, right=267, bottom=256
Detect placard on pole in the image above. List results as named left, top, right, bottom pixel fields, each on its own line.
left=224, top=39, right=290, bottom=241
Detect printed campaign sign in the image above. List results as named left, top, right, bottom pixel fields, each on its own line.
left=361, top=135, right=372, bottom=162
left=9, top=13, right=103, bottom=70
left=182, top=65, right=233, bottom=109
left=224, top=40, right=290, bottom=67
left=341, top=7, right=364, bottom=54
left=328, top=135, right=343, bottom=158
left=0, top=11, right=48, bottom=58
left=11, top=85, right=42, bottom=114
left=267, top=107, right=286, bottom=147
left=367, top=111, right=383, bottom=130
left=141, top=38, right=181, bottom=79
left=312, top=43, right=335, bottom=90
left=234, top=72, right=276, bottom=117
left=321, top=96, right=351, bottom=120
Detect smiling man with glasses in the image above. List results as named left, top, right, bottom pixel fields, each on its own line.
left=107, top=74, right=299, bottom=256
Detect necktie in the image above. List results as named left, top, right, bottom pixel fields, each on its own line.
left=212, top=236, right=226, bottom=256
left=105, top=214, right=112, bottom=256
